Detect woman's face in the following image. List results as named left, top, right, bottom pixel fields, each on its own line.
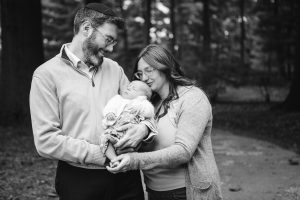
left=137, top=58, right=168, bottom=95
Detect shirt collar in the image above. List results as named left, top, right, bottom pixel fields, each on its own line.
left=60, top=44, right=101, bottom=71
left=63, top=43, right=81, bottom=67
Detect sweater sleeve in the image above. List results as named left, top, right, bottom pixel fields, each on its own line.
left=118, top=65, right=130, bottom=94
left=129, top=89, right=212, bottom=170
left=30, top=74, right=106, bottom=166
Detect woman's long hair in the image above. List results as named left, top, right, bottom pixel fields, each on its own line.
left=132, top=44, right=196, bottom=120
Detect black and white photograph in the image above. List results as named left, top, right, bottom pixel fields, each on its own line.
left=0, top=0, right=299, bottom=199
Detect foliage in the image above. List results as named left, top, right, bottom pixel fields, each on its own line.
left=42, top=0, right=82, bottom=60
left=250, top=0, right=297, bottom=80
left=0, top=127, right=58, bottom=200
left=109, top=0, right=148, bottom=77
left=38, top=0, right=296, bottom=99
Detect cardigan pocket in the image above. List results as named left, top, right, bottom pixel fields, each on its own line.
left=192, top=181, right=211, bottom=190
left=192, top=183, right=212, bottom=200
left=187, top=160, right=214, bottom=199
left=192, top=182, right=223, bottom=200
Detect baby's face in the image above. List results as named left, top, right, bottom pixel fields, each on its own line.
left=122, top=81, right=150, bottom=100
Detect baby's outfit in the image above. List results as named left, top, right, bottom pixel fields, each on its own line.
left=100, top=95, right=155, bottom=154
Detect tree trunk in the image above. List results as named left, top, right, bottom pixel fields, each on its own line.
left=0, top=0, right=44, bottom=125
left=170, top=0, right=176, bottom=54
left=240, top=0, right=245, bottom=67
left=118, top=0, right=132, bottom=76
left=283, top=1, right=300, bottom=111
left=119, top=0, right=128, bottom=53
left=202, top=0, right=211, bottom=64
left=144, top=0, right=152, bottom=45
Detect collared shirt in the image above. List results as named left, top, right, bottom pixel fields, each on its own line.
left=64, top=44, right=96, bottom=79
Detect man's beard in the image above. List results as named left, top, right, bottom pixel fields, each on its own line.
left=82, top=31, right=104, bottom=67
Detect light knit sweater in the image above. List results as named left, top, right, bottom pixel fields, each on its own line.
left=129, top=86, right=223, bottom=200
left=30, top=45, right=156, bottom=169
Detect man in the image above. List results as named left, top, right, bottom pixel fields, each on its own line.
left=30, top=3, right=155, bottom=200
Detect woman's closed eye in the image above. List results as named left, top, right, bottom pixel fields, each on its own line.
left=145, top=67, right=155, bottom=73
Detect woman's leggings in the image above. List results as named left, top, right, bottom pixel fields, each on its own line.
left=147, top=187, right=186, bottom=200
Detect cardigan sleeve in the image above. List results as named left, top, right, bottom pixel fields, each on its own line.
left=129, top=89, right=212, bottom=170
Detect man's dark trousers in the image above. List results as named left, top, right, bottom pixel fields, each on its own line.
left=55, top=161, right=144, bottom=200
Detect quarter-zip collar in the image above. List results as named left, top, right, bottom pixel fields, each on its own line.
left=59, top=44, right=98, bottom=87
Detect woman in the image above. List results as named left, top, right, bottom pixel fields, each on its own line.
left=107, top=44, right=223, bottom=200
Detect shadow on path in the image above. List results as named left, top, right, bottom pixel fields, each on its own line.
left=212, top=128, right=300, bottom=200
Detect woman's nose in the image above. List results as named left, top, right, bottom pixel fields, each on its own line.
left=140, top=73, right=148, bottom=82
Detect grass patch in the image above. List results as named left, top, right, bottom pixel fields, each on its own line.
left=213, top=102, right=300, bottom=154
left=0, top=127, right=57, bottom=200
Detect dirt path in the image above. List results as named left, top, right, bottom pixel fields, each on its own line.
left=212, top=129, right=300, bottom=200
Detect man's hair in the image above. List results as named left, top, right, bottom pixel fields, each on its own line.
left=73, top=6, right=124, bottom=35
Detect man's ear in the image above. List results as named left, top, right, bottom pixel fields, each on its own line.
left=80, top=21, right=92, bottom=37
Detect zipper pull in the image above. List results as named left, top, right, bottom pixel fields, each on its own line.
left=92, top=80, right=95, bottom=87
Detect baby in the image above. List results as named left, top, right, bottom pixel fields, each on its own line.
left=100, top=81, right=155, bottom=167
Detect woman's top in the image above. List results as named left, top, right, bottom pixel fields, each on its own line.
left=142, top=95, right=186, bottom=191
left=129, top=86, right=223, bottom=200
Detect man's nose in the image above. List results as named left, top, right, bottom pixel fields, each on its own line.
left=105, top=44, right=114, bottom=53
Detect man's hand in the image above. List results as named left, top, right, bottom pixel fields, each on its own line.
left=106, top=154, right=131, bottom=174
left=114, top=123, right=149, bottom=150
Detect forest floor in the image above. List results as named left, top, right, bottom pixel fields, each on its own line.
left=0, top=103, right=300, bottom=200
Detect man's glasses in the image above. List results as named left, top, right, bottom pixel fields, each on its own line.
left=134, top=67, right=157, bottom=80
left=93, top=28, right=117, bottom=47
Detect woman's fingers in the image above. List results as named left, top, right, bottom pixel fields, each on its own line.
left=116, top=123, right=132, bottom=132
left=106, top=161, right=126, bottom=173
left=106, top=154, right=131, bottom=174
left=115, top=123, right=146, bottom=149
left=116, top=147, right=135, bottom=155
left=110, top=155, right=124, bottom=163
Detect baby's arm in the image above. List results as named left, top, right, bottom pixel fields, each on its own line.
left=105, top=143, right=120, bottom=167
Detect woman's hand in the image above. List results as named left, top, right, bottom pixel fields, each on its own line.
left=106, top=153, right=132, bottom=174
left=114, top=123, right=148, bottom=149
